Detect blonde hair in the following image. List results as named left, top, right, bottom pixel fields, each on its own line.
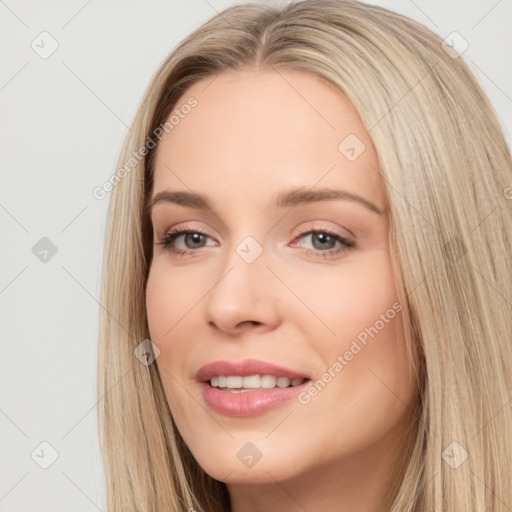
left=97, top=1, right=512, bottom=510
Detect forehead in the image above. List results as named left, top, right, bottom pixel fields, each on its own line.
left=152, top=69, right=385, bottom=211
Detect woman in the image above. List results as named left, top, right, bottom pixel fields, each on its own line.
left=97, top=1, right=512, bottom=510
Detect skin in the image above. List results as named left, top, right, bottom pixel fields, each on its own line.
left=145, top=68, right=419, bottom=512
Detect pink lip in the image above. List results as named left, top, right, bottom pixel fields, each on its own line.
left=196, top=359, right=312, bottom=417
left=200, top=382, right=310, bottom=416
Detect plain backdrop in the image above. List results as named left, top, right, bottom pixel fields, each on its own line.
left=1, top=1, right=511, bottom=510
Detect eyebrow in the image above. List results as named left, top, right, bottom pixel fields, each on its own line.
left=147, top=187, right=384, bottom=215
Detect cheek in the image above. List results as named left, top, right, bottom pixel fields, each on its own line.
left=145, top=260, right=205, bottom=384
left=145, top=260, right=199, bottom=340
left=289, top=251, right=400, bottom=344
left=145, top=264, right=193, bottom=419
left=331, top=256, right=409, bottom=389
left=295, top=253, right=413, bottom=431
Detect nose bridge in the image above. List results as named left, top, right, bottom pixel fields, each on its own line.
left=217, top=211, right=271, bottom=276
left=203, top=231, right=282, bottom=332
left=213, top=232, right=270, bottom=302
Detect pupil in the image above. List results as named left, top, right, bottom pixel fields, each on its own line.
left=187, top=233, right=204, bottom=248
left=313, top=233, right=334, bottom=250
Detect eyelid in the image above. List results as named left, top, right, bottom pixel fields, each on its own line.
left=157, top=222, right=215, bottom=239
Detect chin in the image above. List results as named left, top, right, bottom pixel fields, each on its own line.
left=189, top=438, right=312, bottom=485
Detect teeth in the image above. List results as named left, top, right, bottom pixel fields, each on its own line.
left=276, top=377, right=291, bottom=387
left=226, top=376, right=243, bottom=388
left=242, top=375, right=261, bottom=388
left=261, top=375, right=277, bottom=388
left=209, top=374, right=306, bottom=389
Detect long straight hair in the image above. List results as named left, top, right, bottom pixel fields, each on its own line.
left=97, top=1, right=512, bottom=510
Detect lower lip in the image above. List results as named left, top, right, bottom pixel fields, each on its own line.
left=200, top=381, right=310, bottom=416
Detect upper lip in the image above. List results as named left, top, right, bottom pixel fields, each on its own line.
left=196, top=359, right=312, bottom=383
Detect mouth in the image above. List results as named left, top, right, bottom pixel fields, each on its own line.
left=196, top=359, right=312, bottom=416
left=200, top=378, right=312, bottom=416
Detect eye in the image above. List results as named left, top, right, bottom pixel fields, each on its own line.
left=291, top=228, right=355, bottom=259
left=155, top=225, right=355, bottom=259
left=156, top=225, right=215, bottom=256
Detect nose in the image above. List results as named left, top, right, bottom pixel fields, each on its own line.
left=203, top=240, right=283, bottom=336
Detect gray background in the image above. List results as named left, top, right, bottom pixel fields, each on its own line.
left=1, top=1, right=511, bottom=510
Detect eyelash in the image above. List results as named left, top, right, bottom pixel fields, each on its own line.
left=156, top=224, right=355, bottom=259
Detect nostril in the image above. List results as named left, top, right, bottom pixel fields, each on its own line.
left=238, top=320, right=260, bottom=328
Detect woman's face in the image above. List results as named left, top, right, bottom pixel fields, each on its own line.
left=146, top=69, right=418, bottom=496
